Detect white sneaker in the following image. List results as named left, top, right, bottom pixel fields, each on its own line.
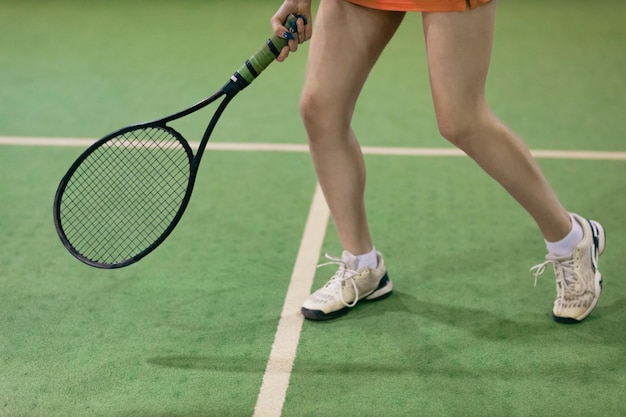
left=530, top=213, right=606, bottom=323
left=301, top=251, right=393, bottom=320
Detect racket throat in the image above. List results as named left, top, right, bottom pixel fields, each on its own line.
left=226, top=72, right=251, bottom=93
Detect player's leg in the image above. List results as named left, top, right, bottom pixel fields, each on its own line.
left=299, top=0, right=405, bottom=256
left=422, top=1, right=606, bottom=323
left=299, top=0, right=403, bottom=320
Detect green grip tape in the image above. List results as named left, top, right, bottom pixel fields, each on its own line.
left=235, top=14, right=297, bottom=85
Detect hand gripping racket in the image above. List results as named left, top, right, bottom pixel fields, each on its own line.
left=53, top=15, right=297, bottom=269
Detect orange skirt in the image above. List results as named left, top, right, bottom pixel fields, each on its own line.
left=344, top=0, right=492, bottom=12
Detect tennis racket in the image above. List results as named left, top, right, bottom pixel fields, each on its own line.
left=53, top=15, right=297, bottom=269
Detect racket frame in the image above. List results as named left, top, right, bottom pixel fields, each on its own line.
left=53, top=18, right=295, bottom=268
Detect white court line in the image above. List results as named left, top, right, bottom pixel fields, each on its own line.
left=252, top=183, right=330, bottom=417
left=1, top=136, right=626, bottom=160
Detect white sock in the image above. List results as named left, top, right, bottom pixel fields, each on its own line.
left=355, top=248, right=378, bottom=270
left=545, top=214, right=583, bottom=256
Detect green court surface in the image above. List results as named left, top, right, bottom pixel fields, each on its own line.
left=1, top=1, right=625, bottom=416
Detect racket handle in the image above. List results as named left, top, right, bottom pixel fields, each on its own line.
left=230, top=14, right=297, bottom=90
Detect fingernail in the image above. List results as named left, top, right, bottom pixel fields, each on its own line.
left=297, top=14, right=308, bottom=25
left=282, top=31, right=295, bottom=40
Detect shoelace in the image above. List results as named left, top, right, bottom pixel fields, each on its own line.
left=317, top=253, right=360, bottom=307
left=530, top=257, right=583, bottom=297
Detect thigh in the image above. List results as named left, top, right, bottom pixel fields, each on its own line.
left=422, top=1, right=496, bottom=122
left=303, top=0, right=405, bottom=120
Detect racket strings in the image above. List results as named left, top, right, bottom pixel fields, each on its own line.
left=59, top=126, right=192, bottom=266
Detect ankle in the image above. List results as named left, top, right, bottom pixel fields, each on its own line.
left=545, top=214, right=583, bottom=256
left=350, top=248, right=378, bottom=270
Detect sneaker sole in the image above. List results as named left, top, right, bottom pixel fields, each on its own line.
left=301, top=273, right=393, bottom=321
left=553, top=220, right=605, bottom=324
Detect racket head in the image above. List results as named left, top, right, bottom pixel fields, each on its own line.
left=53, top=124, right=195, bottom=268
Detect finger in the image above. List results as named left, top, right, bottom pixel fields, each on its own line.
left=295, top=13, right=312, bottom=42
left=296, top=14, right=308, bottom=26
left=276, top=45, right=290, bottom=63
left=270, top=10, right=292, bottom=39
left=296, top=16, right=306, bottom=44
left=279, top=32, right=298, bottom=52
left=288, top=38, right=298, bottom=53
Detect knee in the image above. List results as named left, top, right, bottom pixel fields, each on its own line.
left=437, top=115, right=473, bottom=148
left=299, top=91, right=351, bottom=144
left=435, top=108, right=489, bottom=152
left=298, top=91, right=321, bottom=132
